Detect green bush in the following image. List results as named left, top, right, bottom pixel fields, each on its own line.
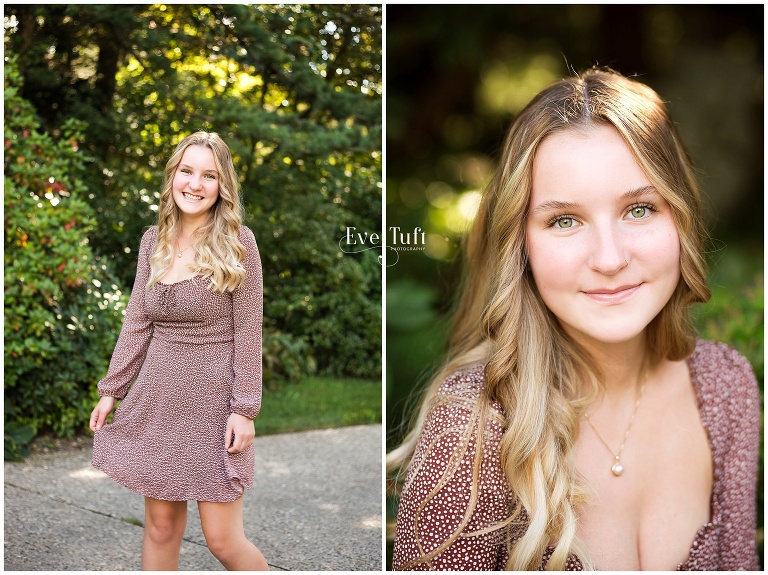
left=5, top=5, right=383, bottom=385
left=262, top=328, right=317, bottom=390
left=4, top=54, right=127, bottom=460
left=255, top=182, right=382, bottom=380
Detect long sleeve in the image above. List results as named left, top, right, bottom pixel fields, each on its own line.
left=97, top=227, right=156, bottom=399
left=392, top=367, right=512, bottom=570
left=228, top=225, right=263, bottom=419
left=716, top=344, right=761, bottom=570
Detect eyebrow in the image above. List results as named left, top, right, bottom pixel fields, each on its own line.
left=530, top=185, right=659, bottom=214
left=179, top=163, right=218, bottom=173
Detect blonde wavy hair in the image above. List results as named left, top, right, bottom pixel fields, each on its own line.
left=146, top=131, right=247, bottom=293
left=388, top=69, right=711, bottom=570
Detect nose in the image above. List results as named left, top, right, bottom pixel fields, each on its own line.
left=588, top=222, right=629, bottom=275
left=188, top=176, right=203, bottom=191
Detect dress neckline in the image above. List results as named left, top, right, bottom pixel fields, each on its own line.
left=157, top=275, right=198, bottom=287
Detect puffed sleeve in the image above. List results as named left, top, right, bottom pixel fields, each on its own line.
left=392, top=367, right=513, bottom=570
left=97, top=227, right=156, bottom=399
left=717, top=345, right=761, bottom=570
left=229, top=225, right=263, bottom=419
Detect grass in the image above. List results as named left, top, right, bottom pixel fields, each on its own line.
left=254, top=376, right=382, bottom=436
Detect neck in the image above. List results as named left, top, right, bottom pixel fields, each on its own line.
left=573, top=333, right=650, bottom=399
left=178, top=214, right=207, bottom=240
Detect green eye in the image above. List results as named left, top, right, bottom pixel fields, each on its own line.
left=629, top=206, right=648, bottom=218
left=555, top=217, right=574, bottom=229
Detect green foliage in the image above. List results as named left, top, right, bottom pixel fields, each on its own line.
left=254, top=376, right=381, bottom=435
left=262, top=328, right=316, bottom=390
left=5, top=4, right=382, bottom=384
left=695, top=273, right=764, bottom=384
left=4, top=54, right=127, bottom=458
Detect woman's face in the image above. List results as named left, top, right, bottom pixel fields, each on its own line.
left=525, top=124, right=681, bottom=348
left=172, top=144, right=220, bottom=220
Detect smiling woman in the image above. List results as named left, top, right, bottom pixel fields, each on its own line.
left=89, top=131, right=269, bottom=570
left=526, top=126, right=682, bottom=347
left=387, top=70, right=760, bottom=570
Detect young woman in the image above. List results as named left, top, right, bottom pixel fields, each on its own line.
left=90, top=131, right=269, bottom=571
left=388, top=70, right=760, bottom=570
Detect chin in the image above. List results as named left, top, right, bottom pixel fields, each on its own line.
left=563, top=320, right=652, bottom=348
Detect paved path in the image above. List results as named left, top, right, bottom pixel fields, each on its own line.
left=4, top=425, right=382, bottom=571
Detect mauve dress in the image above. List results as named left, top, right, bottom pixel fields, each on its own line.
left=92, top=225, right=263, bottom=502
left=393, top=340, right=761, bottom=570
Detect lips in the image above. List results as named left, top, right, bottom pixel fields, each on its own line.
left=182, top=192, right=204, bottom=201
left=582, top=283, right=642, bottom=304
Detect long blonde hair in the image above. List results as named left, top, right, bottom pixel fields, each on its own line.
left=146, top=131, right=247, bottom=293
left=388, top=69, right=711, bottom=570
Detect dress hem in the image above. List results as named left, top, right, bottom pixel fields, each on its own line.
left=92, top=460, right=250, bottom=503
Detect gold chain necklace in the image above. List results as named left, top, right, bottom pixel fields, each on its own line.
left=584, top=381, right=646, bottom=477
left=176, top=238, right=195, bottom=259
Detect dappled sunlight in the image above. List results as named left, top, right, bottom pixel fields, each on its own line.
left=391, top=151, right=493, bottom=262
left=260, top=461, right=290, bottom=477
left=68, top=466, right=109, bottom=481
left=424, top=189, right=483, bottom=260
left=477, top=53, right=561, bottom=116
left=424, top=233, right=451, bottom=261
left=359, top=515, right=381, bottom=530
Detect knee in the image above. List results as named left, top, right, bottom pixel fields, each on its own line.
left=145, top=514, right=185, bottom=546
left=203, top=528, right=242, bottom=562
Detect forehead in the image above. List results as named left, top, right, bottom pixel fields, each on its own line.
left=530, top=124, right=649, bottom=202
left=179, top=144, right=217, bottom=169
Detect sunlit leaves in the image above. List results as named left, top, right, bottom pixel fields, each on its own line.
left=5, top=4, right=382, bottom=381
left=4, top=54, right=127, bottom=447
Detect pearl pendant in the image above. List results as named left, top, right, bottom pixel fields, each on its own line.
left=611, top=461, right=624, bottom=476
left=177, top=253, right=182, bottom=258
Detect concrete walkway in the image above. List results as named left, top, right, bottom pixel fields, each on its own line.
left=4, top=425, right=382, bottom=571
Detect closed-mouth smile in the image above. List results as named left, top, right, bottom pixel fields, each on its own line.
left=582, top=283, right=642, bottom=304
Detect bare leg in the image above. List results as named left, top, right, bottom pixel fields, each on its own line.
left=198, top=498, right=269, bottom=571
left=142, top=497, right=188, bottom=570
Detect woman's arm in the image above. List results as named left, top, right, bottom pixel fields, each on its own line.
left=718, top=346, right=761, bottom=570
left=392, top=370, right=512, bottom=570
left=96, top=227, right=156, bottom=400
left=229, top=226, right=263, bottom=420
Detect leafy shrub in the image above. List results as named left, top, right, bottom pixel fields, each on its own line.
left=253, top=176, right=382, bottom=380
left=5, top=5, right=383, bottom=386
left=262, top=328, right=317, bottom=390
left=4, top=54, right=127, bottom=459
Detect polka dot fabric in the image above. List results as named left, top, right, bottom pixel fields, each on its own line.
left=92, top=226, right=263, bottom=502
left=392, top=340, right=760, bottom=570
left=393, top=365, right=514, bottom=570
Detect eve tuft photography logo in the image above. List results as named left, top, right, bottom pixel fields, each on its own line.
left=339, top=226, right=426, bottom=266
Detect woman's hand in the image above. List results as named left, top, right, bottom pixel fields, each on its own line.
left=225, top=412, right=255, bottom=453
left=90, top=396, right=117, bottom=432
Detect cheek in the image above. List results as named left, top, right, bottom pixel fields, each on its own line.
left=639, top=219, right=681, bottom=276
left=526, top=231, right=582, bottom=296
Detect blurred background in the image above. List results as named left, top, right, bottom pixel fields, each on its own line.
left=385, top=4, right=763, bottom=567
left=5, top=5, right=382, bottom=459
